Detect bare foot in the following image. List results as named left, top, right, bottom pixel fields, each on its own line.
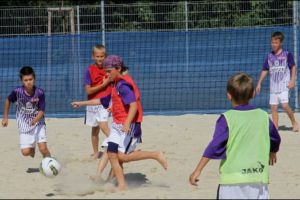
left=117, top=184, right=127, bottom=191
left=91, top=151, right=103, bottom=160
left=89, top=175, right=105, bottom=184
left=157, top=151, right=168, bottom=170
left=292, top=122, right=299, bottom=132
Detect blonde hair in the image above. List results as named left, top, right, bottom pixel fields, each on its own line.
left=92, top=44, right=106, bottom=55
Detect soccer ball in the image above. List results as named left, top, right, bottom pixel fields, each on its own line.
left=39, top=157, right=61, bottom=177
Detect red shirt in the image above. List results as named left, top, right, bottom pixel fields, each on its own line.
left=111, top=74, right=143, bottom=124
left=86, top=64, right=112, bottom=100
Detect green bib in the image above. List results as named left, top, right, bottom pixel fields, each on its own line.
left=220, top=108, right=270, bottom=184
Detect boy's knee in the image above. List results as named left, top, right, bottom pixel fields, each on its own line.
left=92, top=126, right=100, bottom=133
left=271, top=105, right=278, bottom=111
left=21, top=148, right=32, bottom=156
left=281, top=103, right=290, bottom=110
left=39, top=145, right=48, bottom=154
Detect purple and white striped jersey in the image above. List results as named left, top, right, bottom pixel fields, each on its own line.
left=263, top=50, right=295, bottom=93
left=7, top=86, right=46, bottom=133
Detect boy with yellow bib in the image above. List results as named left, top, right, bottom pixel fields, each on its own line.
left=189, top=72, right=281, bottom=199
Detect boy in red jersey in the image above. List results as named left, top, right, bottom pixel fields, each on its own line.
left=84, top=45, right=112, bottom=159
left=73, top=55, right=167, bottom=190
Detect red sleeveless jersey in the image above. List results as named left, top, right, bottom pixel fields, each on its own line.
left=111, top=74, right=143, bottom=124
left=87, top=64, right=112, bottom=100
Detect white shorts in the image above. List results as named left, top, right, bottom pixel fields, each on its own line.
left=106, top=122, right=142, bottom=154
left=269, top=91, right=289, bottom=105
left=218, top=183, right=269, bottom=199
left=19, top=125, right=47, bottom=149
left=84, top=105, right=109, bottom=127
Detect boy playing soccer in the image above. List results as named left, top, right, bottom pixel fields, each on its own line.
left=2, top=66, right=51, bottom=158
left=72, top=55, right=167, bottom=190
left=256, top=31, right=299, bottom=132
left=84, top=44, right=112, bottom=159
left=189, top=72, right=281, bottom=199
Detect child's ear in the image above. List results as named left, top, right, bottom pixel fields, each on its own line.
left=227, top=92, right=232, bottom=101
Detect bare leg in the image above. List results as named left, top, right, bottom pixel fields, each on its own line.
left=107, top=152, right=127, bottom=191
left=37, top=142, right=51, bottom=158
left=90, top=151, right=109, bottom=181
left=99, top=122, right=110, bottom=137
left=282, top=103, right=299, bottom=132
left=118, top=151, right=167, bottom=170
left=91, top=126, right=100, bottom=159
left=271, top=105, right=279, bottom=129
left=21, top=148, right=35, bottom=158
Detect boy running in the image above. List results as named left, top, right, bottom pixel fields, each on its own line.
left=2, top=66, right=51, bottom=159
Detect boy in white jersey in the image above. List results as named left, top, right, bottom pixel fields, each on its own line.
left=256, top=31, right=299, bottom=132
left=2, top=66, right=51, bottom=158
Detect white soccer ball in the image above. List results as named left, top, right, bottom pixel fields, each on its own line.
left=39, top=157, right=61, bottom=177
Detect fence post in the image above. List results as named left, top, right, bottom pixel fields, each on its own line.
left=101, top=0, right=105, bottom=46
left=185, top=1, right=189, bottom=72
left=76, top=5, right=80, bottom=34
left=293, top=0, right=299, bottom=111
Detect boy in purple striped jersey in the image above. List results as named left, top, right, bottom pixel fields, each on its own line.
left=2, top=66, right=51, bottom=158
left=256, top=31, right=299, bottom=132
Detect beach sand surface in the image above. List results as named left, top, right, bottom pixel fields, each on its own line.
left=0, top=113, right=299, bottom=199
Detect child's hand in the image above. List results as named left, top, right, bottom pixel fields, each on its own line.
left=2, top=118, right=8, bottom=127
left=107, top=107, right=112, bottom=112
left=288, top=80, right=295, bottom=89
left=269, top=152, right=277, bottom=166
left=31, top=120, right=38, bottom=126
left=103, top=76, right=111, bottom=85
left=71, top=102, right=81, bottom=108
left=121, top=122, right=131, bottom=133
left=189, top=171, right=200, bottom=186
left=255, top=84, right=262, bottom=94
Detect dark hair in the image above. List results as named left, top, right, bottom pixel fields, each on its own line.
left=271, top=31, right=284, bottom=42
left=227, top=72, right=254, bottom=104
left=118, top=65, right=129, bottom=73
left=92, top=44, right=106, bottom=55
left=19, top=66, right=35, bottom=80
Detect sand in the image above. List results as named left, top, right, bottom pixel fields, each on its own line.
left=0, top=113, right=299, bottom=199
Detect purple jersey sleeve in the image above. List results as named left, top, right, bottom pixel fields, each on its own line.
left=203, top=115, right=228, bottom=159
left=263, top=56, right=269, bottom=71
left=7, top=90, right=17, bottom=103
left=100, top=95, right=111, bottom=109
left=269, top=120, right=281, bottom=152
left=287, top=52, right=296, bottom=69
left=37, top=92, right=46, bottom=111
left=84, top=68, right=92, bottom=85
left=117, top=81, right=136, bottom=105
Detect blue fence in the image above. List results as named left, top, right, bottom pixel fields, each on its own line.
left=0, top=26, right=298, bottom=117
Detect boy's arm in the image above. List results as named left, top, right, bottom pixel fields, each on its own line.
left=122, top=102, right=138, bottom=133
left=2, top=98, right=10, bottom=127
left=256, top=70, right=268, bottom=94
left=269, top=119, right=281, bottom=166
left=31, top=111, right=44, bottom=126
left=189, top=157, right=210, bottom=186
left=189, top=115, right=228, bottom=186
left=288, top=65, right=297, bottom=89
left=71, top=99, right=101, bottom=108
left=85, top=77, right=111, bottom=95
